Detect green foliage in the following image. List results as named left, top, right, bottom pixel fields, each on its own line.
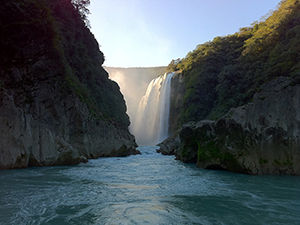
left=71, top=0, right=91, bottom=26
left=196, top=138, right=240, bottom=170
left=273, top=157, right=293, bottom=166
left=0, top=0, right=130, bottom=127
left=168, top=0, right=300, bottom=124
left=167, top=58, right=182, bottom=71
left=0, top=0, right=60, bottom=66
left=197, top=139, right=219, bottom=162
left=259, top=157, right=269, bottom=164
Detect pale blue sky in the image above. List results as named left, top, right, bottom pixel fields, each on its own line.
left=88, top=0, right=281, bottom=68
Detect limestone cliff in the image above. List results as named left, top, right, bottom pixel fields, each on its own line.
left=161, top=0, right=300, bottom=175
left=177, top=77, right=300, bottom=175
left=0, top=87, right=138, bottom=169
left=0, top=0, right=139, bottom=169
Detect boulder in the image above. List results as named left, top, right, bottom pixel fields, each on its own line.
left=157, top=130, right=181, bottom=156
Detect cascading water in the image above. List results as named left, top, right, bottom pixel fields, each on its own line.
left=130, top=72, right=174, bottom=145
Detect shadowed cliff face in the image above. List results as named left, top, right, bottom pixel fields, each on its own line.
left=0, top=0, right=139, bottom=169
left=177, top=77, right=300, bottom=175
left=0, top=87, right=139, bottom=169
left=169, top=73, right=185, bottom=135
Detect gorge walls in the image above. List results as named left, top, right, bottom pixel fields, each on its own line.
left=169, top=72, right=185, bottom=135
left=177, top=77, right=300, bottom=175
left=0, top=0, right=139, bottom=169
left=0, top=85, right=138, bottom=169
left=158, top=0, right=300, bottom=175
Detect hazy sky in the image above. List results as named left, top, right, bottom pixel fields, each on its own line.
left=88, top=0, right=281, bottom=68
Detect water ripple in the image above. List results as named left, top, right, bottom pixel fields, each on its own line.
left=0, top=146, right=300, bottom=224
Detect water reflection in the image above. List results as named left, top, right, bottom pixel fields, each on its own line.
left=0, top=146, right=299, bottom=224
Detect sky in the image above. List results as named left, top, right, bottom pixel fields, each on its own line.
left=88, top=0, right=282, bottom=68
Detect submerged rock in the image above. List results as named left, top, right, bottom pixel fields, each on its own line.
left=178, top=77, right=300, bottom=175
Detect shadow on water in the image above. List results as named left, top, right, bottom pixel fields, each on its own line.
left=0, top=146, right=300, bottom=224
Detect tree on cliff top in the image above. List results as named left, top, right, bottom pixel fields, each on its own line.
left=71, top=0, right=91, bottom=27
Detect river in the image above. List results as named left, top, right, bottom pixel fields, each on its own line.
left=0, top=146, right=299, bottom=225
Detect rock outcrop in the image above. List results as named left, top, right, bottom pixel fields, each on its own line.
left=157, top=131, right=181, bottom=155
left=0, top=81, right=139, bottom=169
left=169, top=72, right=185, bottom=135
left=0, top=0, right=139, bottom=169
left=177, top=77, right=300, bottom=175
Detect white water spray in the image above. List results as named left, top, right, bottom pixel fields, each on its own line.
left=130, top=72, right=174, bottom=145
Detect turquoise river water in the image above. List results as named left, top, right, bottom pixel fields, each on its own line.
left=0, top=146, right=300, bottom=225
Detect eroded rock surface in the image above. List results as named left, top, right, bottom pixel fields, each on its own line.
left=178, top=77, right=300, bottom=175
left=157, top=131, right=181, bottom=156
left=0, top=83, right=139, bottom=169
left=0, top=0, right=139, bottom=169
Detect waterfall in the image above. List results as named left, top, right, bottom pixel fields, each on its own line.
left=130, top=72, right=174, bottom=146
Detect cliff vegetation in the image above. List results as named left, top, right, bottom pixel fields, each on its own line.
left=160, top=0, right=300, bottom=175
left=0, top=0, right=129, bottom=127
left=0, top=0, right=138, bottom=169
left=167, top=0, right=300, bottom=124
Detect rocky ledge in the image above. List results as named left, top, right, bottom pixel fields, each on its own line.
left=0, top=0, right=140, bottom=170
left=161, top=77, right=300, bottom=175
left=157, top=131, right=181, bottom=155
left=0, top=85, right=139, bottom=169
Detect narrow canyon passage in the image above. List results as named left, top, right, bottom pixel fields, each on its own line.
left=2, top=1, right=300, bottom=224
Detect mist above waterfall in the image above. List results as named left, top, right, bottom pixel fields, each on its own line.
left=105, top=67, right=166, bottom=122
left=106, top=67, right=173, bottom=146
left=131, top=72, right=174, bottom=145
